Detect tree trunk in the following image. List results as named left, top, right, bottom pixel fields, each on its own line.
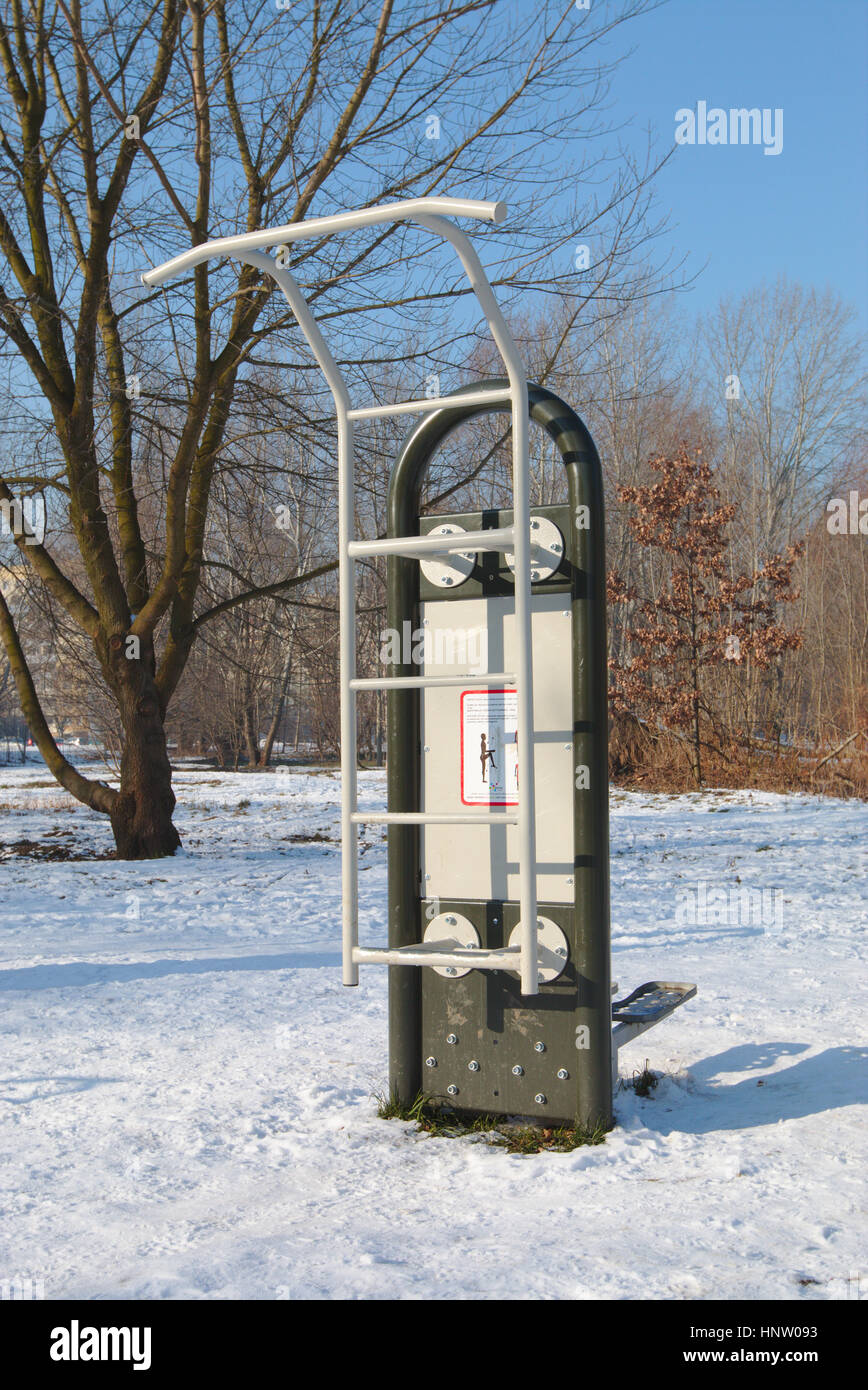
left=243, top=704, right=259, bottom=767
left=106, top=637, right=181, bottom=859
left=110, top=716, right=181, bottom=858
left=259, top=641, right=294, bottom=769
left=258, top=694, right=285, bottom=769
left=689, top=579, right=703, bottom=787
left=691, top=699, right=703, bottom=787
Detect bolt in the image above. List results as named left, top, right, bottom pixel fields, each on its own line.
left=492, top=917, right=499, bottom=924
left=444, top=577, right=453, bottom=585
left=447, top=1085, right=459, bottom=1096
left=534, top=1042, right=546, bottom=1054
left=552, top=543, right=562, bottom=553
left=468, top=1060, right=480, bottom=1072
left=445, top=966, right=457, bottom=977
left=423, top=746, right=430, bottom=752
left=557, top=1069, right=569, bottom=1080
left=556, top=946, right=567, bottom=957
left=531, top=570, right=540, bottom=581
left=446, top=1034, right=458, bottom=1045
left=535, top=1094, right=547, bottom=1105
left=512, top=1065, right=524, bottom=1077
left=464, top=941, right=477, bottom=950
left=445, top=915, right=456, bottom=925
left=531, top=519, right=539, bottom=529
left=425, top=1056, right=437, bottom=1068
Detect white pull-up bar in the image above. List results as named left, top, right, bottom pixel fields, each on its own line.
left=141, top=197, right=506, bottom=287
left=142, top=197, right=540, bottom=995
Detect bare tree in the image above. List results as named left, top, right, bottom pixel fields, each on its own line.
left=702, top=279, right=866, bottom=564
left=0, top=0, right=673, bottom=855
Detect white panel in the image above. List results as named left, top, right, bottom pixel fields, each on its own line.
left=420, top=593, right=574, bottom=904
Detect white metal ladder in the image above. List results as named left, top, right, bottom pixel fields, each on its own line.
left=143, top=197, right=542, bottom=995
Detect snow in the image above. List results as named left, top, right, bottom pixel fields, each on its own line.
left=1, top=764, right=865, bottom=1300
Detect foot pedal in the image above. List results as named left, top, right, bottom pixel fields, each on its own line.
left=612, top=981, right=696, bottom=1033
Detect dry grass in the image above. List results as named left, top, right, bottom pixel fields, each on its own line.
left=0, top=795, right=80, bottom=813
left=609, top=712, right=868, bottom=799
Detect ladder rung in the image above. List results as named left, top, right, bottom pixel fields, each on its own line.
left=348, top=525, right=514, bottom=560
left=350, top=811, right=518, bottom=826
left=353, top=944, right=522, bottom=970
left=347, top=386, right=511, bottom=421
left=350, top=673, right=516, bottom=691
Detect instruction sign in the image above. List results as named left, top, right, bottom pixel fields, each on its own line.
left=460, top=688, right=519, bottom=805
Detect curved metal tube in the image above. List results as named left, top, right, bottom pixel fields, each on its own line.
left=139, top=199, right=537, bottom=992
left=386, top=381, right=612, bottom=1125
left=140, top=197, right=505, bottom=287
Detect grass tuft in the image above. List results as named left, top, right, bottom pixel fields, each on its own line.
left=374, top=1087, right=608, bottom=1153
left=632, top=1060, right=659, bottom=1097
left=374, top=1087, right=428, bottom=1122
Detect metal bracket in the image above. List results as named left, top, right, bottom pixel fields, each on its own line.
left=419, top=523, right=476, bottom=589
left=505, top=515, right=565, bottom=583
left=423, top=911, right=480, bottom=976
left=507, top=915, right=569, bottom=983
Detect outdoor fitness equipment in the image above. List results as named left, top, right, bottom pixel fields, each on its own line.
left=144, top=197, right=695, bottom=1128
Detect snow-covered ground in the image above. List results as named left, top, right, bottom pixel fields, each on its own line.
left=1, top=762, right=865, bottom=1300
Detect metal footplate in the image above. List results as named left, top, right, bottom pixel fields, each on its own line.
left=611, top=982, right=697, bottom=1076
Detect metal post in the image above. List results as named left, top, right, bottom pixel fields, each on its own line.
left=418, top=214, right=538, bottom=990
left=509, top=382, right=538, bottom=994
left=337, top=407, right=360, bottom=983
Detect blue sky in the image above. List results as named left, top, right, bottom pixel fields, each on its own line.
left=600, top=0, right=868, bottom=329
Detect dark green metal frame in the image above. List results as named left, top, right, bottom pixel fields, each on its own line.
left=386, top=382, right=612, bottom=1128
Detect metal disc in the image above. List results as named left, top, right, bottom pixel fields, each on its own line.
left=505, top=515, right=565, bottom=583
left=419, top=523, right=476, bottom=589
left=507, top=916, right=569, bottom=983
left=423, top=911, right=481, bottom=978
